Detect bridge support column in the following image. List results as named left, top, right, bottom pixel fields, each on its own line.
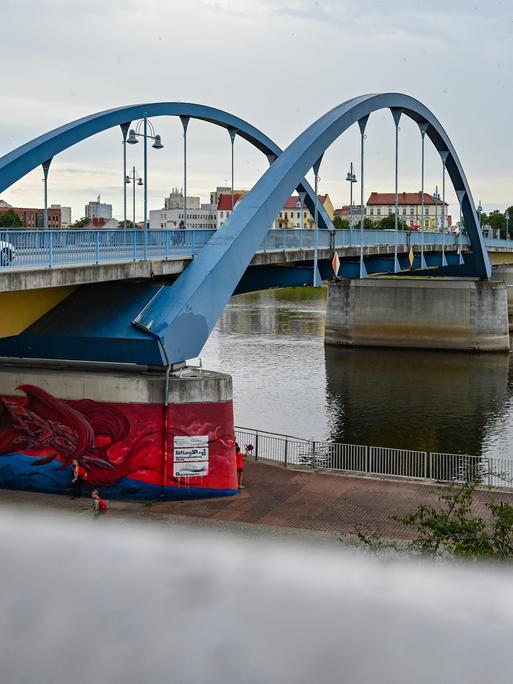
left=492, top=265, right=513, bottom=331
left=325, top=278, right=510, bottom=352
left=0, top=364, right=238, bottom=500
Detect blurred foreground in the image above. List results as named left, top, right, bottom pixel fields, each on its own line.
left=1, top=509, right=513, bottom=683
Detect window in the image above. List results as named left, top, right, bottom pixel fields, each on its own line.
left=370, top=208, right=374, bottom=216
left=220, top=212, right=224, bottom=218
left=410, top=207, right=415, bottom=215
left=285, top=212, right=288, bottom=219
left=377, top=208, right=381, bottom=216
left=297, top=212, right=300, bottom=218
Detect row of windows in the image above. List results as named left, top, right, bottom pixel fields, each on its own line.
left=368, top=207, right=432, bottom=217
left=278, top=212, right=308, bottom=219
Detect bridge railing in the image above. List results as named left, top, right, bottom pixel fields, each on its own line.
left=0, top=227, right=510, bottom=271
left=0, top=229, right=216, bottom=269
left=235, top=425, right=513, bottom=490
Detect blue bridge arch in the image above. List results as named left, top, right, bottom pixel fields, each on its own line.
left=0, top=94, right=491, bottom=367
left=0, top=101, right=333, bottom=232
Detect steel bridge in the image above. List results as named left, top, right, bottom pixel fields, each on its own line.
left=0, top=94, right=498, bottom=366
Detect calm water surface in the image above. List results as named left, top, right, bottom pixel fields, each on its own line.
left=201, top=287, right=513, bottom=459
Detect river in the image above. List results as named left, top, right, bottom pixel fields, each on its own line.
left=201, top=287, right=513, bottom=458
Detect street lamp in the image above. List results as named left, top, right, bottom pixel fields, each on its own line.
left=345, top=162, right=357, bottom=246
left=477, top=200, right=483, bottom=230
left=433, top=187, right=441, bottom=233
left=126, top=116, right=164, bottom=259
left=125, top=167, right=144, bottom=229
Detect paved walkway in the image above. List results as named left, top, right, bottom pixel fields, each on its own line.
left=1, top=460, right=512, bottom=542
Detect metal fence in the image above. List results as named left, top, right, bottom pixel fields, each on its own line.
left=235, top=426, right=513, bottom=489
left=1, top=227, right=511, bottom=272
left=0, top=229, right=216, bottom=269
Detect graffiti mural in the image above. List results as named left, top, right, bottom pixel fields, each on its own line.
left=0, top=385, right=238, bottom=500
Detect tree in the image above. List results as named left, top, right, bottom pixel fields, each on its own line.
left=0, top=209, right=22, bottom=228
left=357, top=472, right=513, bottom=560
left=72, top=216, right=91, bottom=228
left=376, top=213, right=408, bottom=231
left=399, top=475, right=513, bottom=559
left=333, top=216, right=349, bottom=229
left=486, top=210, right=507, bottom=239
left=505, top=206, right=513, bottom=239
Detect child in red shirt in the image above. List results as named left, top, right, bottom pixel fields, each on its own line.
left=91, top=489, right=109, bottom=519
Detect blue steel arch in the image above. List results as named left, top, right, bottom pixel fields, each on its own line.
left=134, top=93, right=492, bottom=364
left=0, top=102, right=332, bottom=231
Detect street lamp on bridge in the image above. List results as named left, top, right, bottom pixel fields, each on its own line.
left=477, top=200, right=483, bottom=231
left=125, top=116, right=164, bottom=259
left=433, top=187, right=441, bottom=232
left=125, top=167, right=144, bottom=229
left=345, top=162, right=357, bottom=245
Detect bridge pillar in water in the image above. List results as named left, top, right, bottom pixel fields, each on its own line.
left=492, top=265, right=513, bottom=331
left=325, top=278, right=510, bottom=352
left=0, top=364, right=238, bottom=500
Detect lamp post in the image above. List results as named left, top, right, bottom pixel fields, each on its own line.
left=126, top=117, right=164, bottom=260
left=506, top=210, right=510, bottom=239
left=433, top=187, right=441, bottom=233
left=125, top=167, right=143, bottom=229
left=345, top=162, right=357, bottom=246
left=477, top=200, right=483, bottom=230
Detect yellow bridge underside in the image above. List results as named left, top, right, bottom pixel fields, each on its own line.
left=489, top=252, right=513, bottom=266
left=0, top=286, right=76, bottom=338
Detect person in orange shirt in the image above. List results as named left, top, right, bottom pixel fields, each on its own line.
left=71, top=459, right=88, bottom=499
left=235, top=442, right=245, bottom=489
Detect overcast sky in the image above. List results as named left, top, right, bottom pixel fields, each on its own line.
left=1, top=0, right=512, bottom=221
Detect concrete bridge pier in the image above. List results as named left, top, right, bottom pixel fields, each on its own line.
left=492, top=265, right=513, bottom=331
left=325, top=278, right=510, bottom=352
left=0, top=362, right=238, bottom=500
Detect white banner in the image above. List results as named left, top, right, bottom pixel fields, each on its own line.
left=173, top=435, right=209, bottom=477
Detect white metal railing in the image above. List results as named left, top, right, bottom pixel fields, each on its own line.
left=235, top=426, right=513, bottom=489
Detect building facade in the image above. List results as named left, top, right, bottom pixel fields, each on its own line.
left=217, top=192, right=246, bottom=228
left=275, top=194, right=335, bottom=229
left=51, top=204, right=71, bottom=228
left=0, top=205, right=61, bottom=228
left=85, top=196, right=112, bottom=220
left=366, top=192, right=451, bottom=229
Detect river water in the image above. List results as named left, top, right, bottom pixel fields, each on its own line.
left=201, top=287, right=513, bottom=459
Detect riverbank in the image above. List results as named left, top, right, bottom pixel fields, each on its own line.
left=1, top=460, right=511, bottom=543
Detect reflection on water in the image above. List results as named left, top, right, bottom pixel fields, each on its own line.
left=201, top=287, right=513, bottom=458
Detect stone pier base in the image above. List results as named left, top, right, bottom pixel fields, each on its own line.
left=325, top=278, right=510, bottom=352
left=492, top=265, right=513, bottom=330
left=0, top=363, right=237, bottom=500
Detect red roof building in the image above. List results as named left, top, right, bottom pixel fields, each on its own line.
left=366, top=191, right=451, bottom=229
left=217, top=192, right=246, bottom=228
left=276, top=194, right=335, bottom=228
left=367, top=191, right=447, bottom=207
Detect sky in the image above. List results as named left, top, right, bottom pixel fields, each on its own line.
left=1, top=0, right=512, bottom=222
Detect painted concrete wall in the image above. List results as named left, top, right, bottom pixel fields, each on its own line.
left=0, top=364, right=237, bottom=500
left=325, top=278, right=510, bottom=352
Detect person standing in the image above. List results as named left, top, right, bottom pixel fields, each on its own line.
left=91, top=489, right=109, bottom=519
left=71, top=459, right=88, bottom=499
left=235, top=442, right=245, bottom=489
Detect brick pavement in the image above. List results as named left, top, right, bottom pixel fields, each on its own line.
left=1, top=460, right=512, bottom=542
left=150, top=460, right=513, bottom=541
